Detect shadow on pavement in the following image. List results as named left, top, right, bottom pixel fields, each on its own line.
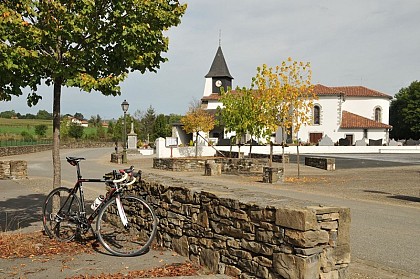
left=363, top=190, right=420, bottom=203
left=0, top=193, right=46, bottom=232
left=388, top=195, right=420, bottom=203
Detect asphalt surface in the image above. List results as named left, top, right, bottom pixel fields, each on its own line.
left=1, top=148, right=420, bottom=278
left=289, top=153, right=420, bottom=168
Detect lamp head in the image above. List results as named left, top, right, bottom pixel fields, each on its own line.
left=121, top=100, right=129, bottom=113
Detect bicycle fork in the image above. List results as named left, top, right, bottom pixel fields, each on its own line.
left=116, top=195, right=129, bottom=229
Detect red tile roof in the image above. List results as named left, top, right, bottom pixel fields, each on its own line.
left=314, top=84, right=392, bottom=99
left=313, top=84, right=342, bottom=95
left=203, top=84, right=391, bottom=101
left=201, top=93, right=222, bottom=101
left=341, top=111, right=392, bottom=129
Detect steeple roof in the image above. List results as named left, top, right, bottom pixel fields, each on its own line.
left=205, top=46, right=233, bottom=79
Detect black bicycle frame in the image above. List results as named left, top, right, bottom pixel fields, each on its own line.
left=66, top=161, right=117, bottom=225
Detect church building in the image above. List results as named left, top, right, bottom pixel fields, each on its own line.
left=199, top=45, right=393, bottom=146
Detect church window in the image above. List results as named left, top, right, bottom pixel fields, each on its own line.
left=374, top=107, right=382, bottom=122
left=313, top=105, right=321, bottom=125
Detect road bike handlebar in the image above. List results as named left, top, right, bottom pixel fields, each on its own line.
left=113, top=172, right=128, bottom=183
left=112, top=166, right=136, bottom=185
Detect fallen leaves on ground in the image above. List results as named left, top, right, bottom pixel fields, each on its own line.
left=0, top=231, right=203, bottom=278
left=68, top=262, right=200, bottom=278
left=0, top=231, right=94, bottom=259
left=284, top=176, right=328, bottom=183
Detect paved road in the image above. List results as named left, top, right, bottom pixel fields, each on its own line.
left=2, top=148, right=420, bottom=277
left=290, top=153, right=420, bottom=168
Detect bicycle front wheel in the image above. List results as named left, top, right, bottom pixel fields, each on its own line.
left=96, top=195, right=158, bottom=256
left=42, top=187, right=81, bottom=241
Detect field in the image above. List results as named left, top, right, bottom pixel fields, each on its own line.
left=0, top=118, right=53, bottom=139
left=0, top=118, right=97, bottom=142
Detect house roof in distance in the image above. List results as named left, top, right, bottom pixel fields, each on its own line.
left=341, top=111, right=392, bottom=129
left=205, top=46, right=233, bottom=79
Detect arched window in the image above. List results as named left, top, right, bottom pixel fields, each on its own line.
left=374, top=107, right=382, bottom=122
left=313, top=105, right=321, bottom=125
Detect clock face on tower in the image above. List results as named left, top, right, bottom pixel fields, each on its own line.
left=215, top=80, right=222, bottom=87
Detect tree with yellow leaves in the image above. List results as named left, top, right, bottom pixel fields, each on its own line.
left=181, top=105, right=215, bottom=157
left=252, top=57, right=316, bottom=177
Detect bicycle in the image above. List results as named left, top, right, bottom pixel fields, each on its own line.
left=42, top=156, right=158, bottom=257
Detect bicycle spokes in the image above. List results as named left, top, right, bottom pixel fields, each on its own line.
left=96, top=196, right=157, bottom=256
left=42, top=187, right=81, bottom=242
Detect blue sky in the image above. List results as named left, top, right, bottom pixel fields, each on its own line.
left=1, top=0, right=419, bottom=119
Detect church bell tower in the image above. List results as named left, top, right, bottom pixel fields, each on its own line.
left=203, top=46, right=233, bottom=97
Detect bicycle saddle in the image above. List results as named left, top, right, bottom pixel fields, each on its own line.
left=66, top=157, right=85, bottom=166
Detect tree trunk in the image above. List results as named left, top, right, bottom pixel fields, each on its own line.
left=281, top=126, right=286, bottom=182
left=248, top=135, right=252, bottom=158
left=195, top=132, right=198, bottom=157
left=297, top=144, right=300, bottom=178
left=269, top=141, right=273, bottom=167
left=52, top=79, right=62, bottom=190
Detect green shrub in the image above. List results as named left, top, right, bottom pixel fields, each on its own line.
left=68, top=124, right=84, bottom=139
left=21, top=131, right=34, bottom=141
left=35, top=124, right=48, bottom=137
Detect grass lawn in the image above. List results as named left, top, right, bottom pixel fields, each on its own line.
left=0, top=118, right=103, bottom=142
left=0, top=118, right=53, bottom=139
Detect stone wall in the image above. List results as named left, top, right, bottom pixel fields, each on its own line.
left=153, top=157, right=270, bottom=176
left=0, top=141, right=114, bottom=157
left=219, top=150, right=289, bottom=163
left=0, top=144, right=52, bottom=157
left=305, top=157, right=336, bottom=171
left=0, top=160, right=27, bottom=179
left=153, top=158, right=208, bottom=172
left=132, top=173, right=350, bottom=279
left=215, top=158, right=268, bottom=176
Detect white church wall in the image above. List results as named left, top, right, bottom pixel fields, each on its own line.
left=342, top=97, right=390, bottom=124
left=203, top=78, right=213, bottom=97
left=293, top=96, right=341, bottom=143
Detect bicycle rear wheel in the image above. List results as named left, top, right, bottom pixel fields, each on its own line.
left=42, top=187, right=81, bottom=241
left=96, top=195, right=157, bottom=256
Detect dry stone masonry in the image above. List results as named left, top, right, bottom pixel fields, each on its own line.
left=304, top=157, right=336, bottom=171
left=131, top=173, right=350, bottom=279
left=0, top=160, right=27, bottom=179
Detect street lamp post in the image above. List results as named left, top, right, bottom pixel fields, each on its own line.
left=121, top=100, right=129, bottom=164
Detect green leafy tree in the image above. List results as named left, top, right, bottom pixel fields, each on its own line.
left=107, top=121, right=116, bottom=140
left=390, top=81, right=420, bottom=140
left=74, top=112, right=84, bottom=120
left=89, top=114, right=102, bottom=127
left=139, top=106, right=156, bottom=143
left=68, top=123, right=84, bottom=140
left=60, top=117, right=70, bottom=139
left=168, top=113, right=182, bottom=125
left=35, top=124, right=48, bottom=137
left=36, top=109, right=52, bottom=120
left=0, top=1, right=186, bottom=189
left=0, top=110, right=16, bottom=118
left=95, top=125, right=106, bottom=139
left=219, top=86, right=265, bottom=157
left=154, top=113, right=170, bottom=139
left=111, top=114, right=136, bottom=146
left=24, top=113, right=36, bottom=119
